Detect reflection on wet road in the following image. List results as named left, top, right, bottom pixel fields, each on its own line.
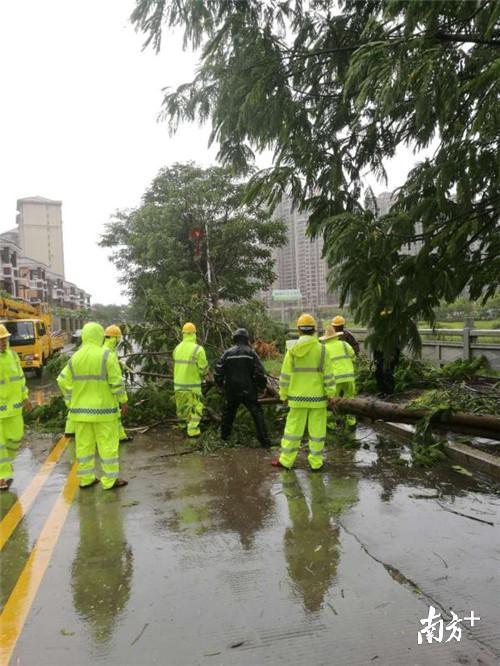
left=1, top=426, right=499, bottom=664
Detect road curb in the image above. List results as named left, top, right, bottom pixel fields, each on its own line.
left=371, top=419, right=500, bottom=481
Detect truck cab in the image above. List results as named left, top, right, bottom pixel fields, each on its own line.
left=1, top=318, right=51, bottom=377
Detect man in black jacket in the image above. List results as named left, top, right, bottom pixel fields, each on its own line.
left=214, top=328, right=271, bottom=447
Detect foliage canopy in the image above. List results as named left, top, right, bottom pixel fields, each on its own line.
left=100, top=162, right=286, bottom=362
left=100, top=162, right=285, bottom=312
left=131, top=0, right=500, bottom=355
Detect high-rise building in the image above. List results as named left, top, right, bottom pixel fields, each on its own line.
left=16, top=196, right=65, bottom=277
left=0, top=196, right=90, bottom=310
left=374, top=191, right=423, bottom=255
left=262, top=195, right=338, bottom=312
left=375, top=191, right=394, bottom=216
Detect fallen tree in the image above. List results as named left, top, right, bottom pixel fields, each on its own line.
left=330, top=397, right=500, bottom=441
left=258, top=396, right=500, bottom=441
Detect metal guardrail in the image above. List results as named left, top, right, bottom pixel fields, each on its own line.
left=285, top=323, right=500, bottom=369
left=349, top=326, right=500, bottom=370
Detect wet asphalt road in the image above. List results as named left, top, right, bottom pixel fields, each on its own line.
left=0, top=425, right=499, bottom=665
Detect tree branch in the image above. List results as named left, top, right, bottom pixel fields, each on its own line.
left=435, top=31, right=500, bottom=47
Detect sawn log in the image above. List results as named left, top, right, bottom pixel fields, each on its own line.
left=257, top=396, right=500, bottom=441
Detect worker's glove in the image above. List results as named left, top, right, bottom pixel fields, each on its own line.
left=120, top=403, right=129, bottom=417
left=23, top=398, right=33, bottom=413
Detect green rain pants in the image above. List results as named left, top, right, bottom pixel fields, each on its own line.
left=112, top=393, right=128, bottom=441
left=118, top=418, right=127, bottom=441
left=279, top=407, right=327, bottom=470
left=175, top=390, right=203, bottom=437
left=327, top=381, right=356, bottom=429
left=68, top=415, right=126, bottom=440
left=0, top=415, right=24, bottom=480
left=75, top=421, right=120, bottom=490
left=65, top=417, right=75, bottom=435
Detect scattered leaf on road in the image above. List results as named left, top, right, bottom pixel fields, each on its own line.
left=452, top=465, right=473, bottom=477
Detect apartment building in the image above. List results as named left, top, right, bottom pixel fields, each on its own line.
left=0, top=196, right=90, bottom=310
left=16, top=196, right=65, bottom=276
left=0, top=230, right=22, bottom=298
left=374, top=191, right=424, bottom=255
left=261, top=195, right=338, bottom=313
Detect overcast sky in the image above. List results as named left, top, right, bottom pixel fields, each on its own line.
left=0, top=1, right=417, bottom=305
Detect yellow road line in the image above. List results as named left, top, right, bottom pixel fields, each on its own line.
left=0, top=436, right=69, bottom=551
left=0, top=463, right=78, bottom=665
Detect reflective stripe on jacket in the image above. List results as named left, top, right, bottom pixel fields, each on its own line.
left=214, top=344, right=267, bottom=397
left=279, top=335, right=335, bottom=409
left=324, top=338, right=355, bottom=382
left=57, top=322, right=126, bottom=422
left=0, top=347, right=28, bottom=419
left=173, top=333, right=208, bottom=394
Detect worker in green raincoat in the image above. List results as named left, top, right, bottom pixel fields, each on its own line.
left=65, top=324, right=130, bottom=442
left=320, top=325, right=357, bottom=428
left=273, top=314, right=336, bottom=471
left=0, top=323, right=31, bottom=491
left=57, top=322, right=128, bottom=489
left=173, top=323, right=208, bottom=438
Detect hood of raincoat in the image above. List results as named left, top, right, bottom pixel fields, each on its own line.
left=182, top=332, right=197, bottom=343
left=104, top=336, right=118, bottom=351
left=81, top=322, right=105, bottom=346
left=289, top=335, right=318, bottom=358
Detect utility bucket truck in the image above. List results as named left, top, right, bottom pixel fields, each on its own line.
left=0, top=297, right=65, bottom=377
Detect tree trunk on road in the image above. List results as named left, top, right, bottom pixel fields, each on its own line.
left=258, top=396, right=500, bottom=441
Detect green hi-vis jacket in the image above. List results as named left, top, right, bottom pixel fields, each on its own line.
left=57, top=322, right=127, bottom=422
left=323, top=338, right=355, bottom=383
left=173, top=332, right=208, bottom=395
left=0, top=344, right=28, bottom=419
left=279, top=335, right=336, bottom=408
left=103, top=337, right=119, bottom=352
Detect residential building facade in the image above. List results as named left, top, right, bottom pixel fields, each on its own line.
left=0, top=196, right=90, bottom=311
left=16, top=196, right=65, bottom=277
left=261, top=195, right=338, bottom=315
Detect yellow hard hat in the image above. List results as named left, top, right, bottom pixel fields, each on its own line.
left=104, top=324, right=122, bottom=337
left=331, top=315, right=345, bottom=327
left=297, top=313, right=316, bottom=329
left=182, top=322, right=196, bottom=334
left=0, top=324, right=10, bottom=339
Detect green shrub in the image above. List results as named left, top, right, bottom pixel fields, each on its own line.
left=44, top=353, right=70, bottom=379
left=26, top=396, right=67, bottom=432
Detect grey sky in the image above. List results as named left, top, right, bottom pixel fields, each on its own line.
left=0, top=1, right=417, bottom=305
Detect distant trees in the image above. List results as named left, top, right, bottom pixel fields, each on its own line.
left=100, top=163, right=286, bottom=357
left=101, top=163, right=285, bottom=312
left=91, top=303, right=130, bottom=326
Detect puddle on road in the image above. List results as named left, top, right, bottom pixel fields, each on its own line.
left=5, top=425, right=500, bottom=665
